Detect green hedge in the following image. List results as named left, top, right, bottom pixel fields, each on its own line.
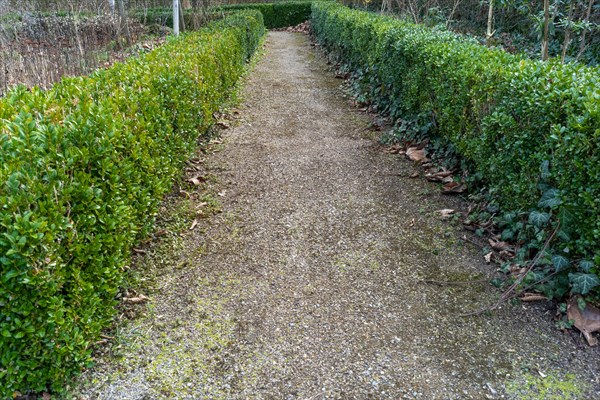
left=0, top=10, right=264, bottom=396
left=312, top=2, right=600, bottom=296
left=216, top=1, right=312, bottom=29
left=136, top=2, right=311, bottom=30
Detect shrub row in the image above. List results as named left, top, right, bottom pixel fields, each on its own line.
left=0, top=10, right=264, bottom=396
left=135, top=2, right=311, bottom=30
left=311, top=2, right=600, bottom=296
left=215, top=2, right=311, bottom=29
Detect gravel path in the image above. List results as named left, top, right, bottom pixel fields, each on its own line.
left=78, top=32, right=600, bottom=400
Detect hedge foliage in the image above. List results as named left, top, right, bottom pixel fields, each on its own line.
left=135, top=2, right=311, bottom=30
left=312, top=2, right=600, bottom=296
left=0, top=10, right=264, bottom=396
left=214, top=1, right=312, bottom=29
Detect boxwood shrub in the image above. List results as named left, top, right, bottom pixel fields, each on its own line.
left=136, top=2, right=312, bottom=30
left=0, top=10, right=264, bottom=396
left=216, top=1, right=312, bottom=29
left=312, top=2, right=599, bottom=296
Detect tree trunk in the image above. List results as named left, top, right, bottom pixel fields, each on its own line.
left=117, top=0, right=131, bottom=46
left=447, top=0, right=463, bottom=29
left=576, top=0, right=595, bottom=60
left=179, top=0, right=185, bottom=32
left=173, top=0, right=179, bottom=36
left=541, top=0, right=550, bottom=60
left=486, top=0, right=494, bottom=45
left=108, top=0, right=115, bottom=15
left=381, top=0, right=392, bottom=13
left=561, top=0, right=574, bottom=62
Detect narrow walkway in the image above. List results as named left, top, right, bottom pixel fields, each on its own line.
left=80, top=32, right=600, bottom=399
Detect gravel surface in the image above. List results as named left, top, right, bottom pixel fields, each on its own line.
left=76, top=32, right=600, bottom=400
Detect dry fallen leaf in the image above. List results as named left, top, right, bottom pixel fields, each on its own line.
left=436, top=209, right=455, bottom=219
left=218, top=191, right=226, bottom=197
left=567, top=296, right=600, bottom=346
left=406, top=146, right=426, bottom=162
left=519, top=293, right=548, bottom=302
left=425, top=170, right=453, bottom=182
left=442, top=181, right=466, bottom=194
left=132, top=248, right=147, bottom=254
left=216, top=121, right=230, bottom=129
left=123, top=294, right=149, bottom=304
left=484, top=252, right=493, bottom=263
left=190, top=219, right=198, bottom=230
left=187, top=176, right=206, bottom=186
left=488, top=239, right=510, bottom=251
left=384, top=144, right=404, bottom=154
left=409, top=171, right=420, bottom=179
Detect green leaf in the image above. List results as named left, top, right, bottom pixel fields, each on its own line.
left=569, top=273, right=600, bottom=295
left=557, top=205, right=584, bottom=236
left=579, top=260, right=594, bottom=273
left=538, top=188, right=562, bottom=209
left=528, top=211, right=550, bottom=228
left=552, top=255, right=569, bottom=272
left=540, top=160, right=551, bottom=180
left=2, top=270, right=20, bottom=283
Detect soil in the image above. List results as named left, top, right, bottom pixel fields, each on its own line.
left=76, top=31, right=600, bottom=400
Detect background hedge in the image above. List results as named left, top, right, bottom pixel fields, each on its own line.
left=137, top=1, right=312, bottom=30
left=216, top=1, right=311, bottom=29
left=0, top=10, right=264, bottom=396
left=312, top=2, right=599, bottom=296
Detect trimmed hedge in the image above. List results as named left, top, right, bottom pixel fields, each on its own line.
left=136, top=2, right=311, bottom=30
left=312, top=2, right=600, bottom=295
left=0, top=10, right=264, bottom=396
left=215, top=1, right=312, bottom=29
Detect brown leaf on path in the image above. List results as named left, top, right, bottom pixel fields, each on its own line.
left=484, top=252, right=493, bottom=263
left=519, top=293, right=548, bottom=302
left=187, top=176, right=206, bottom=186
left=216, top=121, right=230, bottom=129
left=442, top=181, right=466, bottom=194
left=488, top=239, right=510, bottom=251
left=123, top=294, right=149, bottom=304
left=132, top=248, right=147, bottom=254
left=436, top=209, right=455, bottom=219
left=425, top=169, right=454, bottom=182
left=406, top=146, right=426, bottom=162
left=384, top=144, right=403, bottom=154
left=567, top=296, right=600, bottom=346
left=409, top=171, right=420, bottom=179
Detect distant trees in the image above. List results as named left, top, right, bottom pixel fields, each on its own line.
left=348, top=0, right=599, bottom=64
